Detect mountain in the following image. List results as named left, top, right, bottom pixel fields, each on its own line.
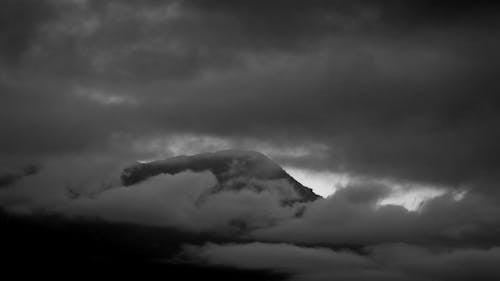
left=121, top=150, right=320, bottom=203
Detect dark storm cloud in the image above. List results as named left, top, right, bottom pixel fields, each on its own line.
left=0, top=0, right=56, bottom=64
left=0, top=164, right=40, bottom=189
left=1, top=0, right=500, bottom=194
left=334, top=181, right=391, bottom=204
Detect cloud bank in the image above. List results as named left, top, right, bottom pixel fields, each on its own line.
left=181, top=242, right=500, bottom=281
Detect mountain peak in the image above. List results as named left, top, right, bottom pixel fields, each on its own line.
left=121, top=150, right=320, bottom=203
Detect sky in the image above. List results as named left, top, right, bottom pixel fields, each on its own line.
left=1, top=1, right=500, bottom=280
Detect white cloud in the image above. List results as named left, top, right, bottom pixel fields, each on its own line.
left=378, top=185, right=445, bottom=211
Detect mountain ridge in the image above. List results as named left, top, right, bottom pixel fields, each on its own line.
left=121, top=150, right=320, bottom=203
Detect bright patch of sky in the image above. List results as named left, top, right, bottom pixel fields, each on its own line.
left=283, top=166, right=447, bottom=211
left=283, top=166, right=349, bottom=198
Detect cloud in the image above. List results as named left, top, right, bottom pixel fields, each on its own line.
left=251, top=182, right=500, bottom=246
left=1, top=152, right=499, bottom=247
left=0, top=154, right=304, bottom=234
left=334, top=181, right=391, bottom=204
left=0, top=0, right=56, bottom=64
left=180, top=242, right=500, bottom=281
left=0, top=154, right=131, bottom=212
left=371, top=243, right=500, bottom=281
left=64, top=171, right=304, bottom=234
left=1, top=0, right=500, bottom=195
left=0, top=164, right=40, bottom=189
left=0, top=150, right=498, bottom=249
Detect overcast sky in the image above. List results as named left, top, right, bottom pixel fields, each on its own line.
left=1, top=1, right=500, bottom=280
